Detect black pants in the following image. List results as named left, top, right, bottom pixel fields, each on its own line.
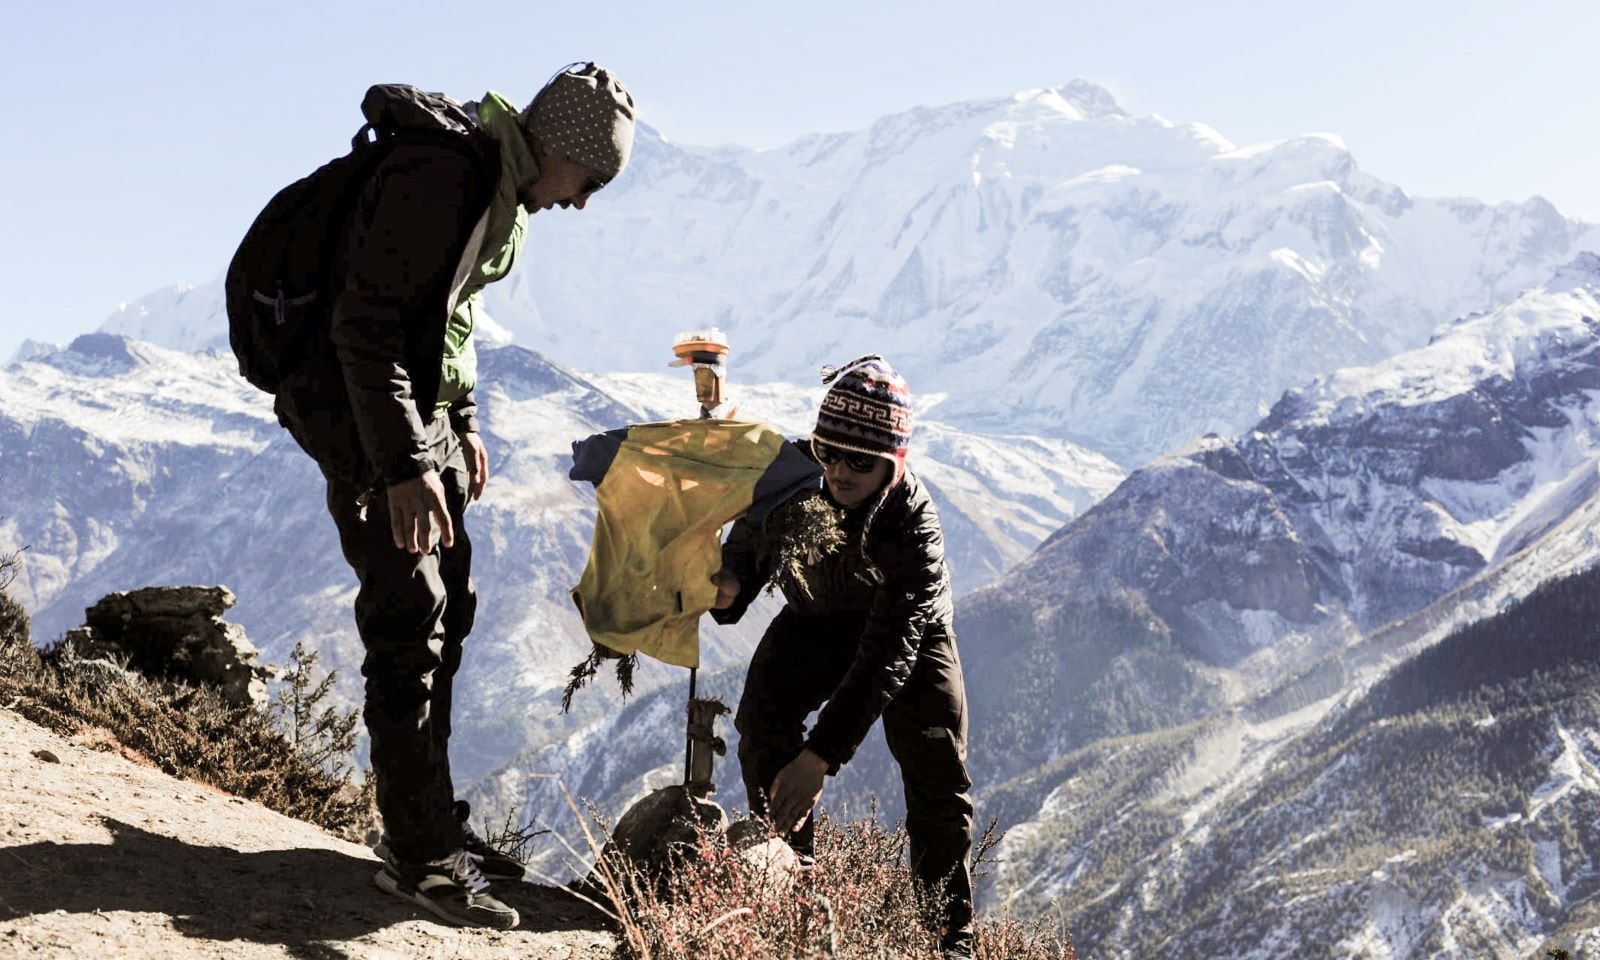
left=735, top=609, right=975, bottom=939
left=326, top=420, right=474, bottom=863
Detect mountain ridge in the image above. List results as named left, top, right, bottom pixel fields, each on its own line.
left=81, top=81, right=1600, bottom=465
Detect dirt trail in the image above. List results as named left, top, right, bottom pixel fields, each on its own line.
left=0, top=707, right=617, bottom=959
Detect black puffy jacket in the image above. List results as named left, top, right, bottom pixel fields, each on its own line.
left=274, top=88, right=499, bottom=487
left=713, top=470, right=955, bottom=766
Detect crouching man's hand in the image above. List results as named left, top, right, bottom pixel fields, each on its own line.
left=769, top=748, right=829, bottom=834
left=710, top=569, right=741, bottom=610
left=388, top=471, right=454, bottom=554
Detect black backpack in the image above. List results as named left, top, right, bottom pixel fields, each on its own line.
left=225, top=85, right=485, bottom=394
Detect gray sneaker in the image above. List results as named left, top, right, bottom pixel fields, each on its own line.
left=370, top=802, right=527, bottom=883
left=453, top=800, right=527, bottom=881
left=374, top=848, right=519, bottom=930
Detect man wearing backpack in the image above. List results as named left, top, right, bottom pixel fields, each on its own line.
left=258, top=63, right=635, bottom=930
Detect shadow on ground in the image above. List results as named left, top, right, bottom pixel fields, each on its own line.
left=0, top=817, right=612, bottom=960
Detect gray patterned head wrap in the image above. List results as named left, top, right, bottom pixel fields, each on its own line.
left=521, top=63, right=636, bottom=184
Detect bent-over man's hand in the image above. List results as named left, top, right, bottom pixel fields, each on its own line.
left=463, top=431, right=490, bottom=502
left=768, top=748, right=829, bottom=834
left=388, top=471, right=454, bottom=554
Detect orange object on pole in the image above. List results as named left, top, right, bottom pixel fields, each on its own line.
left=670, top=329, right=731, bottom=415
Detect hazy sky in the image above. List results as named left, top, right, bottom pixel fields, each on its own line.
left=2, top=0, right=1595, bottom=362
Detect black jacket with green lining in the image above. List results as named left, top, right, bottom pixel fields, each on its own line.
left=275, top=108, right=497, bottom=487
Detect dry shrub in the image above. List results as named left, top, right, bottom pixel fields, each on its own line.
left=766, top=490, right=847, bottom=602
left=0, top=549, right=27, bottom=645
left=0, top=564, right=371, bottom=840
left=479, top=806, right=553, bottom=865
left=572, top=805, right=1075, bottom=960
left=971, top=908, right=1078, bottom=960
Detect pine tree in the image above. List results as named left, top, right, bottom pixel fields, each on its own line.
left=271, top=641, right=362, bottom=781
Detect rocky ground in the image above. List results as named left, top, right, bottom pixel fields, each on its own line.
left=0, top=707, right=618, bottom=959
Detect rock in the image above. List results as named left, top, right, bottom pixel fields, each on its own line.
left=70, top=586, right=271, bottom=709
left=607, top=785, right=727, bottom=871
left=58, top=652, right=141, bottom=687
left=727, top=818, right=802, bottom=890
left=598, top=789, right=803, bottom=898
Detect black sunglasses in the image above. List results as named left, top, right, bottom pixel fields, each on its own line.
left=811, top=439, right=882, bottom=474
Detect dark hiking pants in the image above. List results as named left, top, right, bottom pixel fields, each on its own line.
left=735, top=609, right=975, bottom=940
left=326, top=418, right=475, bottom=864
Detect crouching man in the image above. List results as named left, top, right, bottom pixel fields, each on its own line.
left=710, top=355, right=975, bottom=959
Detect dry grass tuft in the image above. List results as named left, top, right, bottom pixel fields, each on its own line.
left=612, top=814, right=1075, bottom=959
left=546, top=785, right=1076, bottom=960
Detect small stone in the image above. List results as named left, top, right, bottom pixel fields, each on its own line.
left=30, top=749, right=60, bottom=764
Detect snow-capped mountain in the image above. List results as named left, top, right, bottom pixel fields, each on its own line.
left=101, top=81, right=1597, bottom=465
left=99, top=283, right=229, bottom=354
left=5, top=340, right=60, bottom=365
left=947, top=257, right=1600, bottom=955
left=0, top=334, right=1120, bottom=783
left=974, top=251, right=1600, bottom=743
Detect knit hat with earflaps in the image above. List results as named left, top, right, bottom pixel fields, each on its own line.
left=521, top=62, right=636, bottom=184
left=811, top=355, right=914, bottom=485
